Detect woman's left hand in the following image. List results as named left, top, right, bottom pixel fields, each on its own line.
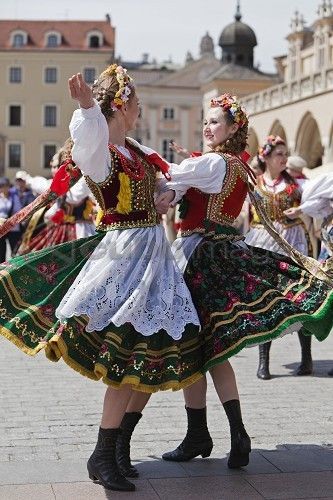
left=155, top=190, right=175, bottom=214
left=284, top=207, right=302, bottom=219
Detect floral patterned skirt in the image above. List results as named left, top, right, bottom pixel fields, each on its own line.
left=183, top=239, right=333, bottom=373
left=0, top=234, right=203, bottom=393
left=18, top=222, right=77, bottom=254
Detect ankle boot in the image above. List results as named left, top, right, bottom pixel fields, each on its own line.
left=223, top=399, right=251, bottom=469
left=296, top=332, right=313, bottom=375
left=116, top=412, right=142, bottom=478
left=162, top=407, right=213, bottom=461
left=87, top=427, right=135, bottom=491
left=257, top=342, right=271, bottom=380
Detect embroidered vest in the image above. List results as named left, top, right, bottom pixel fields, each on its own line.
left=251, top=176, right=302, bottom=228
left=178, top=153, right=248, bottom=237
left=84, top=141, right=160, bottom=231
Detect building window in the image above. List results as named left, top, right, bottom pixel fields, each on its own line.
left=162, top=139, right=174, bottom=162
left=44, top=106, right=57, bottom=127
left=163, top=108, right=174, bottom=120
left=9, top=105, right=21, bottom=126
left=9, top=67, right=22, bottom=83
left=43, top=145, right=57, bottom=168
left=13, top=34, right=25, bottom=47
left=89, top=35, right=100, bottom=48
left=83, top=67, right=96, bottom=84
left=47, top=34, right=59, bottom=47
left=45, top=67, right=57, bottom=83
left=8, top=144, right=22, bottom=168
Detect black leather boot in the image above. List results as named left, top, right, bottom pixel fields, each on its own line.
left=116, top=412, right=142, bottom=478
left=257, top=342, right=271, bottom=380
left=162, top=407, right=213, bottom=461
left=223, top=399, right=251, bottom=469
left=296, top=332, right=313, bottom=376
left=87, top=427, right=135, bottom=491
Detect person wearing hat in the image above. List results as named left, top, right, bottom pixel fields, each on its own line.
left=286, top=155, right=307, bottom=180
left=14, top=170, right=35, bottom=208
left=0, top=177, right=22, bottom=262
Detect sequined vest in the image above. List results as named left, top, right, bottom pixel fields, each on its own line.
left=84, top=141, right=160, bottom=231
left=63, top=197, right=93, bottom=223
left=178, top=153, right=248, bottom=237
left=251, top=176, right=302, bottom=228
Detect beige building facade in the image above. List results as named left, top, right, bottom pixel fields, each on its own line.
left=0, top=5, right=279, bottom=178
left=241, top=1, right=333, bottom=171
left=0, top=18, right=115, bottom=179
left=132, top=6, right=278, bottom=161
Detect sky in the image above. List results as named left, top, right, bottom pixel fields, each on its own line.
left=1, top=0, right=321, bottom=72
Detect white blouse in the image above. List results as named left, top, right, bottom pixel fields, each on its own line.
left=167, top=153, right=227, bottom=203
left=55, top=101, right=200, bottom=339
left=300, top=173, right=333, bottom=218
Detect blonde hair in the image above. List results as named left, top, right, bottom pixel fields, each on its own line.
left=51, top=138, right=74, bottom=168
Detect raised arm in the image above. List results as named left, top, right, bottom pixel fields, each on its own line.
left=68, top=74, right=110, bottom=182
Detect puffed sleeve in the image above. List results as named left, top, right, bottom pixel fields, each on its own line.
left=166, top=153, right=226, bottom=203
left=299, top=173, right=333, bottom=218
left=66, top=177, right=93, bottom=204
left=69, top=100, right=110, bottom=182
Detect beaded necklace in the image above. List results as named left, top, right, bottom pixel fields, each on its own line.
left=109, top=144, right=145, bottom=181
left=262, top=174, right=283, bottom=191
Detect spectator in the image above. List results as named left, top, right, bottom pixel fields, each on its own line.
left=0, top=177, right=22, bottom=262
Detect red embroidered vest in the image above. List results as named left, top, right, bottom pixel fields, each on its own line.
left=178, top=153, right=248, bottom=236
left=84, top=141, right=160, bottom=231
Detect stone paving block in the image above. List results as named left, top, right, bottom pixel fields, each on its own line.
left=0, top=461, right=87, bottom=485
left=179, top=452, right=280, bottom=477
left=246, top=471, right=333, bottom=499
left=260, top=448, right=333, bottom=472
left=133, top=458, right=189, bottom=479
left=0, top=483, right=55, bottom=500
left=149, top=475, right=263, bottom=499
left=53, top=480, right=160, bottom=499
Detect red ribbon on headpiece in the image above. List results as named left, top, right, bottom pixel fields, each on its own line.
left=50, top=160, right=81, bottom=195
left=145, top=152, right=171, bottom=180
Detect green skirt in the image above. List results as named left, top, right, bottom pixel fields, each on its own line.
left=183, top=239, right=333, bottom=372
left=0, top=234, right=203, bottom=393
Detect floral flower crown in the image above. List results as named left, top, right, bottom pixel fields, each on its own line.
left=210, top=94, right=248, bottom=128
left=258, top=135, right=285, bottom=162
left=97, top=64, right=134, bottom=112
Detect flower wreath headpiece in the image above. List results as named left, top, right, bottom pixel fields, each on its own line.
left=258, top=135, right=285, bottom=162
left=210, top=93, right=248, bottom=128
left=97, top=64, right=134, bottom=112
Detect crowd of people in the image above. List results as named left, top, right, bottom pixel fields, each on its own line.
left=0, top=64, right=332, bottom=492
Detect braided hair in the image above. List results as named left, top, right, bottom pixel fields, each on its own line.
left=214, top=113, right=248, bottom=155
left=209, top=94, right=249, bottom=155
left=92, top=64, right=135, bottom=122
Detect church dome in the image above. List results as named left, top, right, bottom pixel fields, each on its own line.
left=219, top=4, right=257, bottom=48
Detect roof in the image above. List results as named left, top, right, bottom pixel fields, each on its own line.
left=145, top=55, right=221, bottom=89
left=219, top=20, right=257, bottom=48
left=205, top=63, right=278, bottom=82
left=0, top=20, right=115, bottom=51
left=129, top=69, right=176, bottom=86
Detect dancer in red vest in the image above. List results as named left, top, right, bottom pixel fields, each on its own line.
left=153, top=93, right=333, bottom=469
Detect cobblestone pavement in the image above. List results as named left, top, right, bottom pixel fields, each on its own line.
left=0, top=331, right=332, bottom=499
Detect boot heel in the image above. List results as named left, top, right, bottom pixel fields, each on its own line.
left=88, top=472, right=98, bottom=483
left=201, top=445, right=213, bottom=458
